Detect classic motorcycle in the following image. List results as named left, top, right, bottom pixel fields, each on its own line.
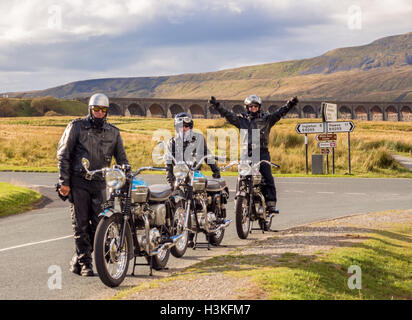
left=221, top=159, right=280, bottom=239
left=81, top=158, right=184, bottom=287
left=162, top=147, right=232, bottom=250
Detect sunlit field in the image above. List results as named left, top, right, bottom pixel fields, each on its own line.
left=0, top=116, right=411, bottom=177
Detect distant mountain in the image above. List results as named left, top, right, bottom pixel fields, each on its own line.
left=6, top=32, right=412, bottom=101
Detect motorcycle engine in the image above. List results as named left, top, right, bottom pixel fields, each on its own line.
left=148, top=203, right=166, bottom=226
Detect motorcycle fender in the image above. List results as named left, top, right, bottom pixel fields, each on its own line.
left=99, top=208, right=118, bottom=218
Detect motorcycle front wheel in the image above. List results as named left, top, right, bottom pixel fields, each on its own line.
left=94, top=214, right=133, bottom=288
left=170, top=204, right=189, bottom=258
left=235, top=196, right=251, bottom=239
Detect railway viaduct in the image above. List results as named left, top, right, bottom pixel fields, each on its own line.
left=76, top=97, right=412, bottom=121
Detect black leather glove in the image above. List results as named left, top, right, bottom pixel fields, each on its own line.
left=55, top=183, right=73, bottom=203
left=287, top=96, right=299, bottom=108
left=208, top=96, right=220, bottom=108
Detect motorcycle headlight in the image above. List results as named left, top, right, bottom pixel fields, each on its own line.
left=173, top=163, right=189, bottom=179
left=238, top=163, right=252, bottom=176
left=105, top=168, right=126, bottom=189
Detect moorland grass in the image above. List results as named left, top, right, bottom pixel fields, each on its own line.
left=0, top=117, right=411, bottom=178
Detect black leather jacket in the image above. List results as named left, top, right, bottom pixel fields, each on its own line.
left=165, top=131, right=220, bottom=186
left=57, top=115, right=129, bottom=186
left=213, top=102, right=295, bottom=151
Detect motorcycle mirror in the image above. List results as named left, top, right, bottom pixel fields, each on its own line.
left=81, top=158, right=90, bottom=170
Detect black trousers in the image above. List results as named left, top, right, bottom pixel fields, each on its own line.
left=70, top=177, right=106, bottom=265
left=258, top=151, right=277, bottom=203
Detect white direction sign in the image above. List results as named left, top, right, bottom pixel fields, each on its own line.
left=318, top=141, right=337, bottom=148
left=321, top=102, right=337, bottom=122
left=326, top=121, right=355, bottom=133
left=296, top=122, right=324, bottom=134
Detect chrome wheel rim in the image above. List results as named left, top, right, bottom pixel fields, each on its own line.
left=103, top=222, right=128, bottom=280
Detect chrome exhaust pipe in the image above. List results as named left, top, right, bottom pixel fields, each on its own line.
left=151, top=233, right=184, bottom=256
left=210, top=218, right=232, bottom=233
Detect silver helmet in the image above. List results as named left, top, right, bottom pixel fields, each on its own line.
left=244, top=94, right=262, bottom=107
left=88, top=93, right=109, bottom=108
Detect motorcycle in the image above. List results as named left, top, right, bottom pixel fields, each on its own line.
left=81, top=158, right=184, bottom=287
left=221, top=159, right=280, bottom=239
left=160, top=145, right=232, bottom=250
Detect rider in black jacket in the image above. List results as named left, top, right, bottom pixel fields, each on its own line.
left=208, top=94, right=298, bottom=215
left=57, top=93, right=129, bottom=276
left=165, top=112, right=220, bottom=188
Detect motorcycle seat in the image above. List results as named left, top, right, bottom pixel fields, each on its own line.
left=206, top=178, right=227, bottom=192
left=148, top=184, right=172, bottom=201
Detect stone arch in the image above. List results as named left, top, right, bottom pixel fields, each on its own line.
left=232, top=105, right=244, bottom=115
left=285, top=106, right=299, bottom=119
left=128, top=103, right=144, bottom=116
left=355, top=106, right=367, bottom=120
left=386, top=106, right=398, bottom=121
left=268, top=105, right=278, bottom=113
left=303, top=105, right=316, bottom=118
left=339, top=106, right=352, bottom=119
left=148, top=103, right=164, bottom=118
left=401, top=106, right=412, bottom=121
left=189, top=104, right=204, bottom=118
left=371, top=105, right=383, bottom=121
left=170, top=104, right=184, bottom=117
left=108, top=103, right=122, bottom=116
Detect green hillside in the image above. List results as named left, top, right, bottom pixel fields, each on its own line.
left=6, top=32, right=412, bottom=102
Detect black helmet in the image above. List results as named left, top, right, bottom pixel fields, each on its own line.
left=174, top=112, right=193, bottom=130
left=244, top=94, right=262, bottom=114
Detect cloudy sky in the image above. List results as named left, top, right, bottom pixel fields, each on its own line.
left=1, top=0, right=411, bottom=93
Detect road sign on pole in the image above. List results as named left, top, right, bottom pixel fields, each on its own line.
left=318, top=141, right=337, bottom=148
left=316, top=133, right=337, bottom=141
left=296, top=122, right=324, bottom=134
left=326, top=121, right=355, bottom=133
left=321, top=102, right=337, bottom=122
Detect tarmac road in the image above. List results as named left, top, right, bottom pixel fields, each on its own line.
left=0, top=172, right=411, bottom=300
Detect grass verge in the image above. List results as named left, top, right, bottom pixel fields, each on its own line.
left=0, top=182, right=42, bottom=218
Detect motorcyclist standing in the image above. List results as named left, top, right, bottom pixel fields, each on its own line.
left=165, top=112, right=221, bottom=188
left=57, top=93, right=129, bottom=276
left=208, top=94, right=299, bottom=222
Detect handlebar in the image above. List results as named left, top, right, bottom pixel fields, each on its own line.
left=221, top=160, right=280, bottom=172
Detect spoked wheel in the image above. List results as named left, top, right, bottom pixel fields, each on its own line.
left=146, top=247, right=170, bottom=270
left=94, top=214, right=133, bottom=287
left=170, top=204, right=189, bottom=258
left=209, top=228, right=225, bottom=246
left=235, top=196, right=251, bottom=239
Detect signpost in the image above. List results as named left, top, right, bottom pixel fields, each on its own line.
left=296, top=104, right=355, bottom=175
left=295, top=122, right=324, bottom=134
left=316, top=133, right=337, bottom=141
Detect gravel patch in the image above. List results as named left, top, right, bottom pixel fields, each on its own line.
left=117, top=209, right=412, bottom=300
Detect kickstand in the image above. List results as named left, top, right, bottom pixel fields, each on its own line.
left=193, top=232, right=210, bottom=250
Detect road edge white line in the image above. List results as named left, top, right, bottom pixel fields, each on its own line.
left=0, top=235, right=73, bottom=253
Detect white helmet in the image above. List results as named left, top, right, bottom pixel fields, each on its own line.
left=88, top=93, right=109, bottom=108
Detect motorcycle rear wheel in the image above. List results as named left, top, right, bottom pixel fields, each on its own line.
left=94, top=214, right=133, bottom=288
left=235, top=196, right=250, bottom=239
left=146, top=248, right=170, bottom=270
left=208, top=229, right=225, bottom=246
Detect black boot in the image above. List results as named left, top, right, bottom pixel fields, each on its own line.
left=69, top=254, right=81, bottom=275
left=80, top=263, right=94, bottom=277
